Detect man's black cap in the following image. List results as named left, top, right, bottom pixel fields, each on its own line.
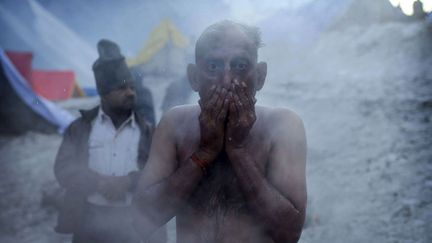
left=92, top=39, right=133, bottom=95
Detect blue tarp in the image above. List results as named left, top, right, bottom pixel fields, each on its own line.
left=0, top=47, right=74, bottom=133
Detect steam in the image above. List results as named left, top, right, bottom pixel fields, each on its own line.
left=0, top=1, right=431, bottom=243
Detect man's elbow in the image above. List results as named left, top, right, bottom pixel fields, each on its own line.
left=272, top=225, right=303, bottom=243
left=131, top=199, right=163, bottom=241
left=271, top=207, right=305, bottom=243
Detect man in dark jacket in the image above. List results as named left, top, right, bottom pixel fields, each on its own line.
left=54, top=39, right=166, bottom=243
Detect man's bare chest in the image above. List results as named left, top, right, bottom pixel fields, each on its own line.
left=176, top=125, right=271, bottom=214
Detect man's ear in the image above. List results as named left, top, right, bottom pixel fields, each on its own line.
left=256, top=62, right=267, bottom=91
left=187, top=64, right=200, bottom=92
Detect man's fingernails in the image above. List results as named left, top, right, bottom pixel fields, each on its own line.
left=241, top=82, right=247, bottom=87
left=234, top=79, right=239, bottom=85
left=211, top=85, right=216, bottom=90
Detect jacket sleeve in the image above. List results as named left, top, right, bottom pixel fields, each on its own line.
left=54, top=120, right=101, bottom=195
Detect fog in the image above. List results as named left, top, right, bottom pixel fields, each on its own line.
left=0, top=0, right=431, bottom=242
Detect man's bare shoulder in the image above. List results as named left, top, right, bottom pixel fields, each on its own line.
left=256, top=105, right=303, bottom=128
left=256, top=105, right=305, bottom=141
left=162, top=104, right=200, bottom=121
left=157, top=105, right=200, bottom=135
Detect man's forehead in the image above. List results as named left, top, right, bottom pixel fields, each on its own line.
left=206, top=26, right=252, bottom=45
left=197, top=28, right=256, bottom=59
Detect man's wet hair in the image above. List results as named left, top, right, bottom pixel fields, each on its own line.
left=195, top=20, right=263, bottom=62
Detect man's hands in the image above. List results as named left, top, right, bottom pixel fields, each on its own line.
left=97, top=175, right=131, bottom=202
left=198, top=85, right=229, bottom=162
left=198, top=79, right=256, bottom=160
left=225, top=80, right=257, bottom=150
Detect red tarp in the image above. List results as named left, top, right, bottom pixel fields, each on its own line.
left=5, top=51, right=33, bottom=82
left=30, top=70, right=75, bottom=100
left=6, top=50, right=76, bottom=100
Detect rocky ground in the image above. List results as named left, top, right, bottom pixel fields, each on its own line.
left=0, top=20, right=431, bottom=243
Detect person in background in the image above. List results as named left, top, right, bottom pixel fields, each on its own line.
left=131, top=68, right=156, bottom=125
left=161, top=75, right=192, bottom=113
left=54, top=39, right=166, bottom=243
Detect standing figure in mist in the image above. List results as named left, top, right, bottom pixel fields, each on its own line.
left=133, top=20, right=307, bottom=243
left=54, top=39, right=166, bottom=243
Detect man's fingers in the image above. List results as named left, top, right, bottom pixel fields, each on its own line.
left=229, top=102, right=238, bottom=124
left=232, top=82, right=256, bottom=125
left=236, top=81, right=255, bottom=110
left=214, top=87, right=227, bottom=108
left=216, top=88, right=228, bottom=121
left=217, top=96, right=229, bottom=122
left=204, top=86, right=221, bottom=110
left=233, top=83, right=248, bottom=111
left=241, top=82, right=256, bottom=108
left=232, top=89, right=247, bottom=117
left=229, top=92, right=240, bottom=123
left=231, top=80, right=251, bottom=111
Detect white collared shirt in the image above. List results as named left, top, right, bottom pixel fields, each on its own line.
left=87, top=108, right=140, bottom=206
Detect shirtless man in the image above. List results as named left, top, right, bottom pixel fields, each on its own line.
left=133, top=20, right=307, bottom=243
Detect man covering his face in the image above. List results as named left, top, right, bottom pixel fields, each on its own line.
left=133, top=20, right=307, bottom=243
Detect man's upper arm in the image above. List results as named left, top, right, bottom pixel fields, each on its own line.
left=267, top=109, right=307, bottom=212
left=137, top=109, right=178, bottom=189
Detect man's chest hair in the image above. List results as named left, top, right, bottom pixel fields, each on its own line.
left=187, top=152, right=248, bottom=216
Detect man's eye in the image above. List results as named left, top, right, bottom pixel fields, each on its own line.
left=237, top=63, right=248, bottom=70
left=206, top=61, right=222, bottom=72
left=232, top=60, right=249, bottom=71
left=208, top=63, right=217, bottom=71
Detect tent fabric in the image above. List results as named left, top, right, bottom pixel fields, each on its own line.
left=0, top=0, right=97, bottom=91
left=31, top=70, right=75, bottom=100
left=0, top=47, right=74, bottom=134
left=0, top=64, right=57, bottom=134
left=5, top=51, right=33, bottom=82
left=127, top=19, right=189, bottom=66
left=73, top=82, right=86, bottom=97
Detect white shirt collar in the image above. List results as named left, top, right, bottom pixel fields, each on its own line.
left=97, top=107, right=136, bottom=129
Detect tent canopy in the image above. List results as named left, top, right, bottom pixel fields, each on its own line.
left=0, top=48, right=74, bottom=135
left=127, top=19, right=189, bottom=67
left=31, top=70, right=75, bottom=101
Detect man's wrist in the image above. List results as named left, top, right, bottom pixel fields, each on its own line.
left=191, top=149, right=214, bottom=173
left=197, top=146, right=218, bottom=162
left=226, top=146, right=248, bottom=160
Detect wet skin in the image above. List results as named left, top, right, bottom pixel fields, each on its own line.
left=133, top=26, right=307, bottom=243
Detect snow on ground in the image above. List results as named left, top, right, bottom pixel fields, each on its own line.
left=0, top=20, right=431, bottom=243
left=258, top=21, right=432, bottom=243
left=0, top=133, right=68, bottom=243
